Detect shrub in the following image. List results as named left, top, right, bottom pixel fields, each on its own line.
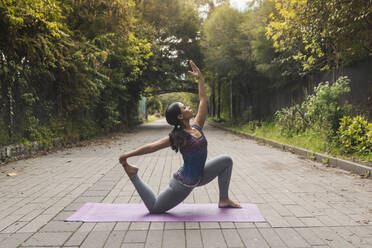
left=275, top=104, right=306, bottom=137
left=275, top=76, right=352, bottom=139
left=337, top=115, right=372, bottom=155
left=77, top=118, right=99, bottom=140
left=304, top=76, right=352, bottom=136
left=241, top=120, right=260, bottom=133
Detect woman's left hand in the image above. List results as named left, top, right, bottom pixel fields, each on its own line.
left=188, top=60, right=202, bottom=79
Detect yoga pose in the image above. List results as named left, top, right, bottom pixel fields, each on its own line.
left=119, top=60, right=241, bottom=213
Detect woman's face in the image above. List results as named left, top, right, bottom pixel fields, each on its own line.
left=178, top=102, right=194, bottom=120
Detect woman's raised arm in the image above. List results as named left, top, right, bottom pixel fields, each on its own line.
left=188, top=61, right=207, bottom=129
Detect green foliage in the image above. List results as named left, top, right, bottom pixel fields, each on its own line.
left=202, top=4, right=243, bottom=75
left=159, top=92, right=197, bottom=114
left=0, top=0, right=161, bottom=146
left=142, top=114, right=162, bottom=124
left=24, top=117, right=60, bottom=148
left=275, top=104, right=306, bottom=137
left=0, top=117, right=9, bottom=145
left=267, top=0, right=372, bottom=72
left=275, top=76, right=352, bottom=138
left=303, top=76, right=352, bottom=135
left=239, top=106, right=254, bottom=123
left=241, top=120, right=260, bottom=133
left=0, top=0, right=370, bottom=154
left=201, top=4, right=242, bottom=120
left=322, top=158, right=329, bottom=165
left=138, top=0, right=203, bottom=93
left=306, top=153, right=316, bottom=161
left=101, top=101, right=121, bottom=131
left=77, top=118, right=99, bottom=140
left=337, top=116, right=372, bottom=155
left=147, top=96, right=163, bottom=115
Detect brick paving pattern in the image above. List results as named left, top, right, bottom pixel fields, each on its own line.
left=0, top=119, right=371, bottom=247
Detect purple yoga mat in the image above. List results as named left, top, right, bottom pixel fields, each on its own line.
left=65, top=203, right=265, bottom=222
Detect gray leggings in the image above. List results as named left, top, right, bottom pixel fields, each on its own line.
left=130, top=155, right=233, bottom=213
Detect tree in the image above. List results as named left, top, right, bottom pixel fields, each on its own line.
left=64, top=0, right=153, bottom=130
left=201, top=3, right=246, bottom=120
left=0, top=0, right=155, bottom=144
left=137, top=0, right=203, bottom=93
left=0, top=0, right=69, bottom=142
left=266, top=0, right=372, bottom=73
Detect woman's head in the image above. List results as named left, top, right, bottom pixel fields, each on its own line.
left=165, top=102, right=192, bottom=152
left=165, top=102, right=194, bottom=127
left=165, top=102, right=182, bottom=126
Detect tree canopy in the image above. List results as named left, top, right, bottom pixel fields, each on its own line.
left=0, top=0, right=370, bottom=145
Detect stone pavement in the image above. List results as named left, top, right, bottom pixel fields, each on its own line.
left=0, top=119, right=371, bottom=248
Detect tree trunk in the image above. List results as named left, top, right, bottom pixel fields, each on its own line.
left=211, top=83, right=215, bottom=117
left=230, top=80, right=233, bottom=121
left=57, top=72, right=63, bottom=117
left=7, top=61, right=15, bottom=142
left=217, top=81, right=221, bottom=120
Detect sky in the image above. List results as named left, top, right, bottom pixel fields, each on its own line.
left=230, top=0, right=250, bottom=11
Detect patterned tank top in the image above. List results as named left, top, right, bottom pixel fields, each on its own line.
left=173, top=124, right=208, bottom=187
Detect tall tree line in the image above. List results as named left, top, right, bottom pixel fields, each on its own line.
left=0, top=0, right=203, bottom=145
left=201, top=0, right=372, bottom=120
left=0, top=0, right=371, bottom=145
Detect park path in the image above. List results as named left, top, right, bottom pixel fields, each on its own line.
left=0, top=119, right=371, bottom=248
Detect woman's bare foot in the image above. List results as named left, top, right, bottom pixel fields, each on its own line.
left=218, top=198, right=242, bottom=208
left=121, top=161, right=139, bottom=178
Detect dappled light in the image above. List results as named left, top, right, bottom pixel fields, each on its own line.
left=0, top=0, right=371, bottom=162
left=0, top=1, right=371, bottom=247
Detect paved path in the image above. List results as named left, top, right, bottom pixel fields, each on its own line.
left=0, top=119, right=371, bottom=248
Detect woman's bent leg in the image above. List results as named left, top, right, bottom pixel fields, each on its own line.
left=152, top=178, right=193, bottom=213
left=130, top=175, right=192, bottom=213
left=130, top=175, right=156, bottom=211
left=198, top=155, right=233, bottom=199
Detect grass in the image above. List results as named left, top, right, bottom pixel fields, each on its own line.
left=209, top=118, right=372, bottom=165
left=234, top=122, right=327, bottom=153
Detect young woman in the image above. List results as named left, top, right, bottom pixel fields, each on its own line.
left=119, top=60, right=241, bottom=213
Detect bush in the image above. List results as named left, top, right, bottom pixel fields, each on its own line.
left=26, top=122, right=57, bottom=148
left=241, top=120, right=260, bottom=133
left=77, top=118, right=99, bottom=140
left=337, top=116, right=372, bottom=155
left=304, top=76, right=352, bottom=136
left=275, top=76, right=352, bottom=139
left=275, top=104, right=306, bottom=137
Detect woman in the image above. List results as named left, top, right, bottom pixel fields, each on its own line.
left=119, top=60, right=241, bottom=213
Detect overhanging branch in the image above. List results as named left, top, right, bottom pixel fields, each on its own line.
left=144, top=80, right=198, bottom=96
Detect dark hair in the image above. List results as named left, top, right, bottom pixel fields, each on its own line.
left=165, top=102, right=190, bottom=152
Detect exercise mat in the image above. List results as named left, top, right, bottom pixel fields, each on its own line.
left=65, top=203, right=265, bottom=222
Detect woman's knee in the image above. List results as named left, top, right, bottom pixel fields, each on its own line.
left=149, top=208, right=165, bottom=214
left=219, top=155, right=233, bottom=167
left=150, top=203, right=175, bottom=214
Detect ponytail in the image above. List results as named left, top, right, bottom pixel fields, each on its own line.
left=165, top=102, right=190, bottom=152
left=169, top=124, right=190, bottom=153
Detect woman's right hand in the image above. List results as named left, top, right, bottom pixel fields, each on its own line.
left=188, top=60, right=202, bottom=79
left=119, top=154, right=128, bottom=165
